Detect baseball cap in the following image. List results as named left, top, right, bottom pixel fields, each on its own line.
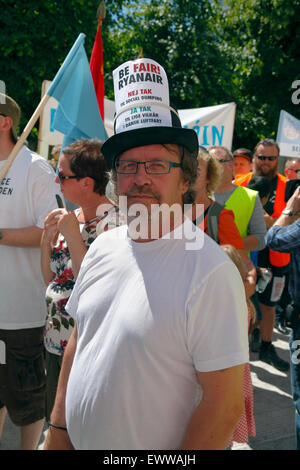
left=233, top=148, right=252, bottom=162
left=0, top=93, right=21, bottom=141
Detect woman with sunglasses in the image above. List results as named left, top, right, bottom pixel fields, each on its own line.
left=40, top=138, right=120, bottom=425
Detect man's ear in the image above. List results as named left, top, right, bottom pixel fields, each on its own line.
left=0, top=115, right=13, bottom=133
left=83, top=176, right=95, bottom=191
left=181, top=177, right=190, bottom=196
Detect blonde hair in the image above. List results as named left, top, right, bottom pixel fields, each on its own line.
left=197, top=149, right=223, bottom=197
left=221, top=244, right=256, bottom=324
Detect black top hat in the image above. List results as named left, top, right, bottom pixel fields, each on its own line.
left=102, top=112, right=198, bottom=168
left=101, top=58, right=198, bottom=168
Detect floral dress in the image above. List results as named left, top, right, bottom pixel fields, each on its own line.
left=44, top=207, right=120, bottom=356
left=228, top=309, right=256, bottom=446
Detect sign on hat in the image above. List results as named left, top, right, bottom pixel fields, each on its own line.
left=101, top=58, right=198, bottom=168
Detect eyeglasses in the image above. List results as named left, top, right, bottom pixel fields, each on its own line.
left=218, top=159, right=232, bottom=163
left=57, top=171, right=82, bottom=183
left=256, top=155, right=278, bottom=161
left=199, top=145, right=209, bottom=154
left=115, top=160, right=182, bottom=174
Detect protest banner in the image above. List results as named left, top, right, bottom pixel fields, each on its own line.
left=179, top=102, right=236, bottom=150
left=277, top=110, right=300, bottom=158
left=38, top=85, right=236, bottom=158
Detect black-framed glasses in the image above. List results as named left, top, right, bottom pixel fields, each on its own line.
left=57, top=171, right=82, bottom=183
left=218, top=158, right=232, bottom=163
left=257, top=155, right=278, bottom=161
left=115, top=160, right=182, bottom=175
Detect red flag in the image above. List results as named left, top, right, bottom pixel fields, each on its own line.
left=90, top=8, right=105, bottom=120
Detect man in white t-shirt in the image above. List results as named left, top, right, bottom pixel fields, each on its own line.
left=44, top=59, right=249, bottom=450
left=0, top=94, right=62, bottom=449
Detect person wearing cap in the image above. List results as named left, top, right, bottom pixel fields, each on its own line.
left=234, top=139, right=290, bottom=372
left=0, top=93, right=63, bottom=449
left=44, top=59, right=248, bottom=451
left=233, top=148, right=253, bottom=177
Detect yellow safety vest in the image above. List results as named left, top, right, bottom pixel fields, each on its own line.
left=224, top=186, right=257, bottom=239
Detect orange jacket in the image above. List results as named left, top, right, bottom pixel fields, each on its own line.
left=234, top=172, right=290, bottom=267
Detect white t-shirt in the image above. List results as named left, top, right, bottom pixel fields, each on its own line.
left=0, top=146, right=63, bottom=329
left=65, top=219, right=249, bottom=450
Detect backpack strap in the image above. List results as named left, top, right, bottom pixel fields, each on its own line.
left=206, top=201, right=223, bottom=243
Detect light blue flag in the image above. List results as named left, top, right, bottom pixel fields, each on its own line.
left=47, top=33, right=108, bottom=148
left=276, top=110, right=300, bottom=158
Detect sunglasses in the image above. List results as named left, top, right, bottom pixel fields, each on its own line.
left=57, top=171, right=82, bottom=183
left=256, top=155, right=278, bottom=161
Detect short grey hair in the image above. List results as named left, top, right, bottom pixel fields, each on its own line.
left=209, top=145, right=233, bottom=161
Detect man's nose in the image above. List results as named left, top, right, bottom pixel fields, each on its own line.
left=133, top=162, right=151, bottom=184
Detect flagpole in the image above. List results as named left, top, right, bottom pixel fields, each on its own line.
left=0, top=93, right=50, bottom=181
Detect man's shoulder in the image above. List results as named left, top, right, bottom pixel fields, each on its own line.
left=94, top=224, right=127, bottom=246
left=25, top=146, right=51, bottom=165
left=20, top=146, right=56, bottom=176
left=235, top=184, right=258, bottom=198
left=277, top=173, right=287, bottom=184
left=18, top=145, right=42, bottom=160
left=188, top=225, right=233, bottom=270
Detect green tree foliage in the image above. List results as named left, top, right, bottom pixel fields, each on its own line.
left=215, top=0, right=300, bottom=149
left=1, top=0, right=299, bottom=151
left=103, top=1, right=231, bottom=110
left=0, top=0, right=124, bottom=147
left=0, top=0, right=230, bottom=148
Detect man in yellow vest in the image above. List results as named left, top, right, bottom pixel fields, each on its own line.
left=235, top=139, right=290, bottom=372
left=211, top=146, right=266, bottom=254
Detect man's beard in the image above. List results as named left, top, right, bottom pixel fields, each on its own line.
left=125, top=185, right=161, bottom=202
left=255, top=165, right=278, bottom=179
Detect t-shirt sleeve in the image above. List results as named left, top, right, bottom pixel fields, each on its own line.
left=186, top=260, right=249, bottom=372
left=28, top=157, right=64, bottom=228
left=248, top=195, right=267, bottom=250
left=218, top=209, right=245, bottom=249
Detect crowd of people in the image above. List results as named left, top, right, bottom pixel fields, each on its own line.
left=0, top=56, right=300, bottom=451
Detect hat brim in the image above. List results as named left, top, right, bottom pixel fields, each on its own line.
left=102, top=127, right=199, bottom=168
